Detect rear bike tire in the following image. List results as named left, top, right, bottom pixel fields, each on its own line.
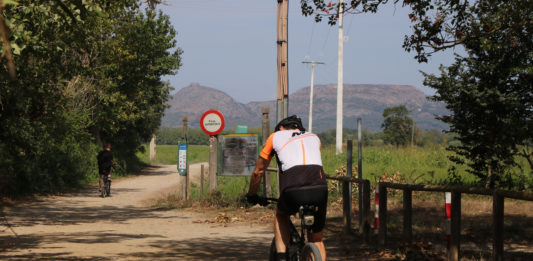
left=106, top=180, right=111, bottom=196
left=268, top=237, right=277, bottom=261
left=301, top=242, right=322, bottom=261
left=101, top=185, right=107, bottom=198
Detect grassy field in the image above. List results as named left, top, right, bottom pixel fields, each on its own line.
left=139, top=143, right=532, bottom=203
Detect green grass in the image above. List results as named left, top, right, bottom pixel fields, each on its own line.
left=321, top=144, right=476, bottom=185
left=141, top=143, right=532, bottom=205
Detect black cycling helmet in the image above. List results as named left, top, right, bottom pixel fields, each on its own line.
left=275, top=115, right=306, bottom=132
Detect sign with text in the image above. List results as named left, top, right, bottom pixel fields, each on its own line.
left=177, top=143, right=187, bottom=176
left=200, top=109, right=225, bottom=136
left=218, top=134, right=258, bottom=176
left=236, top=125, right=248, bottom=134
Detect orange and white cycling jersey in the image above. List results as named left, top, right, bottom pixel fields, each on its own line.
left=260, top=129, right=322, bottom=171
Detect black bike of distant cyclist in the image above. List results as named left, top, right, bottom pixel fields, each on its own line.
left=101, top=175, right=111, bottom=198
left=261, top=198, right=322, bottom=261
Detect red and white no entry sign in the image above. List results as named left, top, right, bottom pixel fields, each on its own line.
left=200, top=109, right=225, bottom=136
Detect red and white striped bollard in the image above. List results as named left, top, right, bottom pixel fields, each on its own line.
left=445, top=192, right=452, bottom=250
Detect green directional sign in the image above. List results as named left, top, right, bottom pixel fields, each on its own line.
left=236, top=125, right=248, bottom=134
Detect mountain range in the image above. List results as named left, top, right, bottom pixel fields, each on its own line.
left=161, top=82, right=449, bottom=132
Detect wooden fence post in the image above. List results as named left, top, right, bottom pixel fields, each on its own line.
left=342, top=180, right=352, bottom=233
left=362, top=180, right=371, bottom=244
left=200, top=164, right=204, bottom=197
left=378, top=183, right=388, bottom=246
left=493, top=192, right=504, bottom=261
left=403, top=189, right=412, bottom=245
left=261, top=107, right=271, bottom=197
left=343, top=140, right=353, bottom=234
left=449, top=191, right=461, bottom=261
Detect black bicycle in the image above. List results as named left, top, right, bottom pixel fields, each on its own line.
left=101, top=175, right=111, bottom=198
left=261, top=198, right=323, bottom=261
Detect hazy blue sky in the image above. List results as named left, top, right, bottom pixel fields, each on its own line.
left=160, top=0, right=457, bottom=103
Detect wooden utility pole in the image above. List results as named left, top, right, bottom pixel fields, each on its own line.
left=277, top=0, right=289, bottom=123
left=336, top=0, right=344, bottom=155
left=302, top=61, right=324, bottom=133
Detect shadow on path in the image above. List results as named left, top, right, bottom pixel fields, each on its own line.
left=119, top=236, right=271, bottom=260
left=4, top=202, right=180, bottom=227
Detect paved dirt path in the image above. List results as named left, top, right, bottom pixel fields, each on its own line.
left=0, top=164, right=274, bottom=260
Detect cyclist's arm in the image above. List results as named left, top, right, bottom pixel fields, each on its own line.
left=247, top=156, right=271, bottom=195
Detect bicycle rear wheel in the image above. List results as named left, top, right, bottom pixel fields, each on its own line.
left=301, top=243, right=322, bottom=261
left=106, top=179, right=111, bottom=196
left=101, top=185, right=107, bottom=197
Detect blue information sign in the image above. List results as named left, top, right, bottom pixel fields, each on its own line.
left=177, top=143, right=187, bottom=176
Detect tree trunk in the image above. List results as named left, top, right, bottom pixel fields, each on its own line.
left=523, top=148, right=533, bottom=170
left=485, top=164, right=494, bottom=189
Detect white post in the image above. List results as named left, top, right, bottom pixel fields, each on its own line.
left=302, top=61, right=324, bottom=133
left=336, top=0, right=344, bottom=155
left=309, top=63, right=315, bottom=133
left=149, top=134, right=156, bottom=161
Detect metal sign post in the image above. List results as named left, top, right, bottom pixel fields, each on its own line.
left=177, top=116, right=189, bottom=199
left=200, top=110, right=225, bottom=192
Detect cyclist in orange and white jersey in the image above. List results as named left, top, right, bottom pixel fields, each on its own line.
left=247, top=115, right=328, bottom=261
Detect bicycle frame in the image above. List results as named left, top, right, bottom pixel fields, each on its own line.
left=263, top=197, right=320, bottom=260
left=289, top=205, right=316, bottom=249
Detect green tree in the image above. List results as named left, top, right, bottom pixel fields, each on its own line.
left=381, top=105, right=413, bottom=146
left=0, top=1, right=181, bottom=196
left=424, top=1, right=532, bottom=188
left=301, top=0, right=533, bottom=188
left=91, top=8, right=182, bottom=160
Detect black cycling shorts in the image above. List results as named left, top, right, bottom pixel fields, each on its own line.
left=99, top=168, right=111, bottom=175
left=278, top=188, right=328, bottom=233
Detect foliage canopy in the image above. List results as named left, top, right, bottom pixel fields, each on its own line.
left=0, top=0, right=181, bottom=196
left=381, top=105, right=414, bottom=146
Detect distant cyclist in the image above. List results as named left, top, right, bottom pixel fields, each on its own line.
left=97, top=143, right=115, bottom=194
left=247, top=115, right=328, bottom=261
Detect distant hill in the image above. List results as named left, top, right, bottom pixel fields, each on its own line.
left=161, top=82, right=449, bottom=132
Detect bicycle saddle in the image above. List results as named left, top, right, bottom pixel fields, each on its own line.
left=299, top=205, right=318, bottom=226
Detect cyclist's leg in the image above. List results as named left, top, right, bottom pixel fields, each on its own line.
left=99, top=174, right=103, bottom=191
left=308, top=188, right=328, bottom=261
left=308, top=232, right=326, bottom=261
left=274, top=209, right=290, bottom=254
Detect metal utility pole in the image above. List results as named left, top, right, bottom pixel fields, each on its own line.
left=336, top=0, right=344, bottom=155
left=277, top=0, right=289, bottom=123
left=302, top=61, right=324, bottom=133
